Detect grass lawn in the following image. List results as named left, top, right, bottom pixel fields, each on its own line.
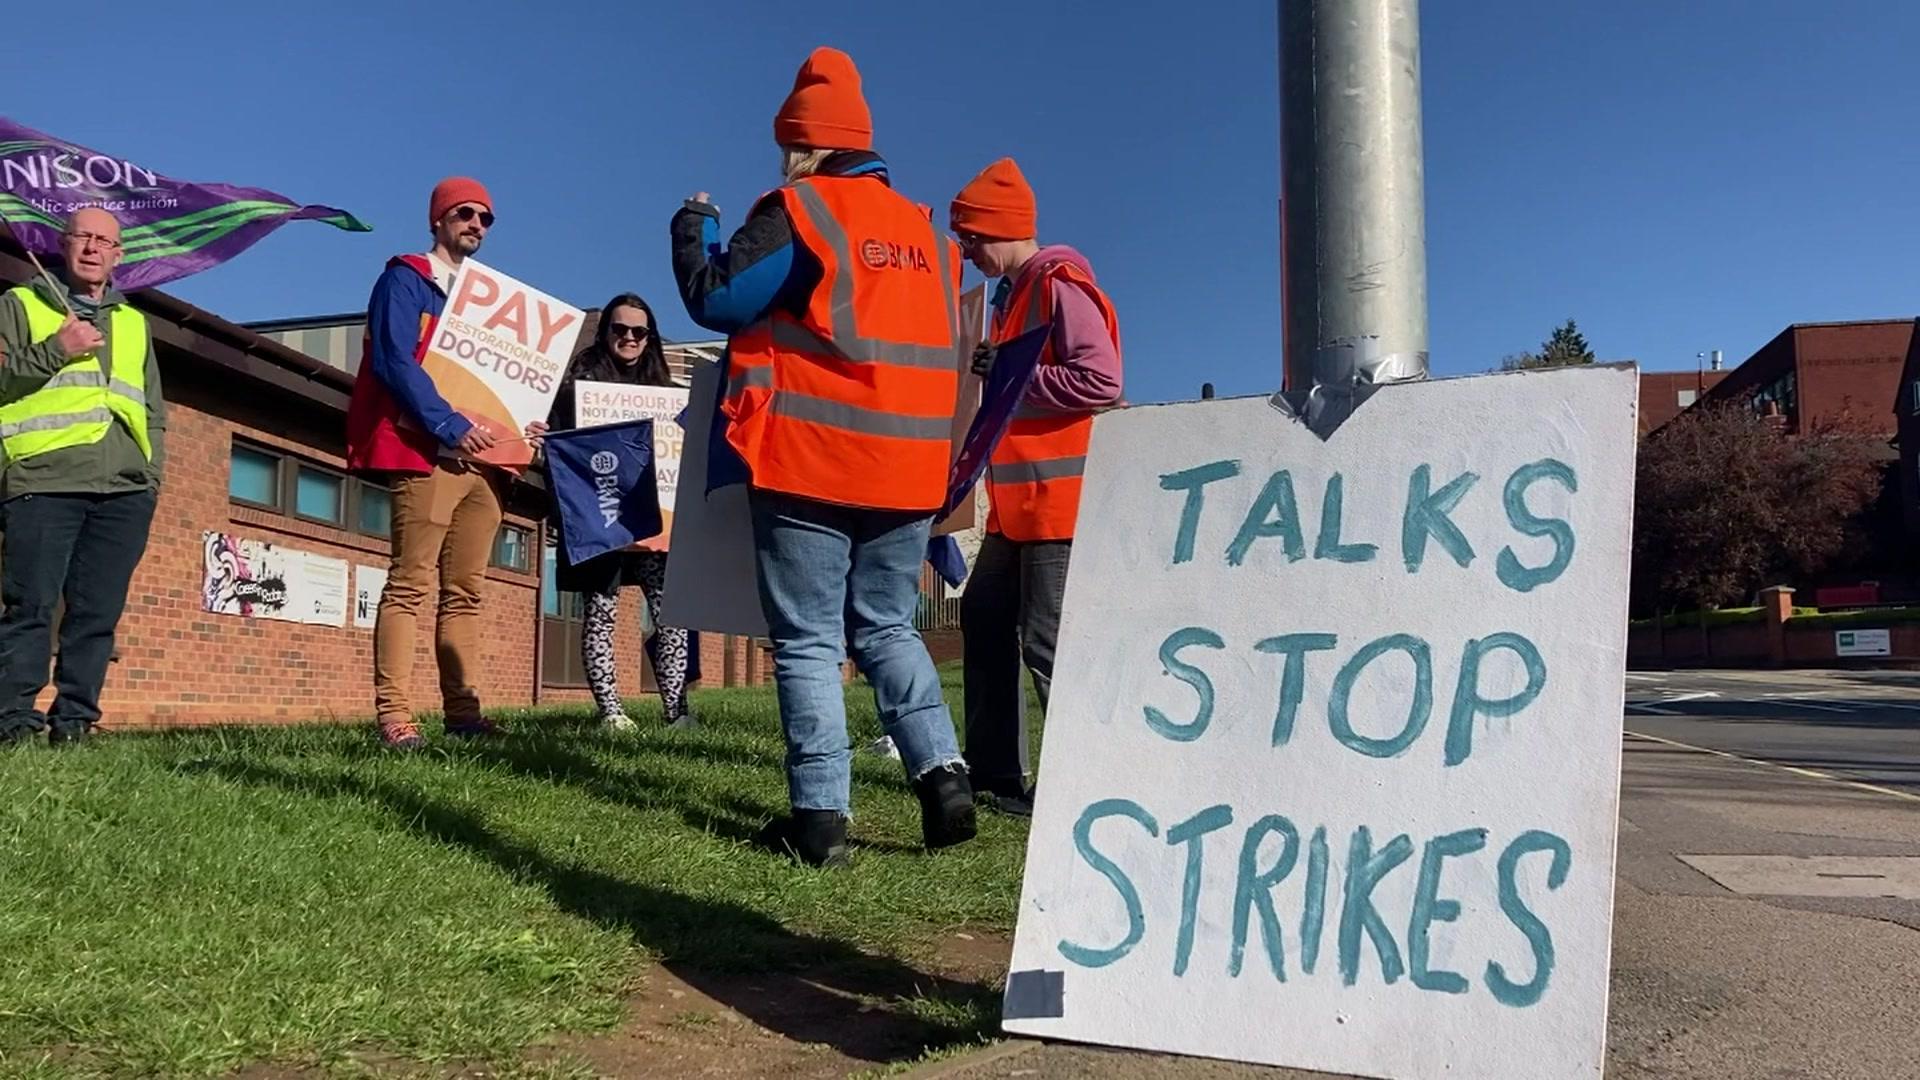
left=0, top=667, right=1032, bottom=1078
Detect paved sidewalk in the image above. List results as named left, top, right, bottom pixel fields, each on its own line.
left=910, top=737, right=1920, bottom=1080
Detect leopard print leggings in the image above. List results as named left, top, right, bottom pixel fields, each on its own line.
left=581, top=553, right=689, bottom=722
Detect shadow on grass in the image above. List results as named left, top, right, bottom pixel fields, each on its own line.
left=202, top=758, right=996, bottom=1065
left=452, top=735, right=926, bottom=855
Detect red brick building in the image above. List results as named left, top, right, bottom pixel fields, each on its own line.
left=1890, top=319, right=1920, bottom=536
left=0, top=241, right=777, bottom=729
left=1689, top=320, right=1914, bottom=436
left=1637, top=368, right=1730, bottom=435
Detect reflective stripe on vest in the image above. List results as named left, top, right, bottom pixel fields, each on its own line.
left=984, top=262, right=1117, bottom=542
left=722, top=175, right=963, bottom=511
left=0, top=286, right=152, bottom=463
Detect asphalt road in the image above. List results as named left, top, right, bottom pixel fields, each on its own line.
left=915, top=667, right=1920, bottom=1080
left=1625, top=668, right=1920, bottom=795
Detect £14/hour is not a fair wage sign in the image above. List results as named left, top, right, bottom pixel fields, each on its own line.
left=1004, top=365, right=1637, bottom=1080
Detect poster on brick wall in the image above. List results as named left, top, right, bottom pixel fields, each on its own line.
left=354, top=565, right=387, bottom=630
left=202, top=532, right=349, bottom=627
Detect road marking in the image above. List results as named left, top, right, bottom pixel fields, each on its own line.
left=1625, top=730, right=1920, bottom=805
left=1677, top=854, right=1920, bottom=898
left=1627, top=691, right=1719, bottom=716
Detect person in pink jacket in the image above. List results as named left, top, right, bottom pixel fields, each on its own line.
left=950, top=158, right=1123, bottom=816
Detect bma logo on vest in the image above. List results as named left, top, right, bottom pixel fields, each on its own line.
left=590, top=450, right=622, bottom=526
left=859, top=238, right=932, bottom=273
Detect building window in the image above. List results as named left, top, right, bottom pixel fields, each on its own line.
left=492, top=524, right=532, bottom=573
left=229, top=445, right=281, bottom=507
left=1750, top=370, right=1796, bottom=418
left=541, top=534, right=588, bottom=687
left=356, top=484, right=393, bottom=538
left=293, top=464, right=346, bottom=526
left=228, top=438, right=388, bottom=539
left=1676, top=389, right=1697, bottom=408
left=1911, top=380, right=1920, bottom=417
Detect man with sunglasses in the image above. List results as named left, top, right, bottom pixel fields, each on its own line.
left=0, top=207, right=164, bottom=746
left=347, top=177, right=545, bottom=750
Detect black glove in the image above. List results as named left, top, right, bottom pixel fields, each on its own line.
left=970, top=341, right=998, bottom=378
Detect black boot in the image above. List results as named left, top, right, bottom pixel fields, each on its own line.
left=756, top=809, right=850, bottom=868
left=915, top=765, right=978, bottom=851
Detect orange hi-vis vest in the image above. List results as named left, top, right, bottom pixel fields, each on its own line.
left=724, top=176, right=963, bottom=512
left=986, top=261, right=1120, bottom=541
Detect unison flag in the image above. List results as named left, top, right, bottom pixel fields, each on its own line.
left=0, top=116, right=369, bottom=290
left=546, top=420, right=665, bottom=565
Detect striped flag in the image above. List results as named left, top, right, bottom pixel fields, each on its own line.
left=0, top=116, right=368, bottom=290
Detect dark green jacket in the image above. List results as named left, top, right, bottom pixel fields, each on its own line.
left=0, top=275, right=166, bottom=498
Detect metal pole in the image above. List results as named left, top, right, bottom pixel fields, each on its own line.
left=1279, top=0, right=1429, bottom=425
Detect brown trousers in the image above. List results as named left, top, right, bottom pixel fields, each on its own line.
left=373, top=461, right=503, bottom=722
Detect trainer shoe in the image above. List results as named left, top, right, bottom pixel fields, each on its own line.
left=444, top=717, right=501, bottom=740
left=378, top=717, right=425, bottom=750
left=978, top=785, right=1036, bottom=818
left=47, top=723, right=91, bottom=748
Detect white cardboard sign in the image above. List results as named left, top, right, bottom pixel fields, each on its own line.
left=1004, top=366, right=1638, bottom=1080
left=659, top=360, right=769, bottom=637
left=417, top=258, right=582, bottom=469
left=575, top=380, right=690, bottom=550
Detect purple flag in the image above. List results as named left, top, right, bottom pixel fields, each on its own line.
left=940, top=322, right=1050, bottom=520
left=0, top=117, right=369, bottom=291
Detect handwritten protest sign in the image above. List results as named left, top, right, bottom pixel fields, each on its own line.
left=417, top=259, right=582, bottom=468
left=660, top=361, right=768, bottom=637
left=1003, top=366, right=1637, bottom=1080
left=575, top=380, right=689, bottom=551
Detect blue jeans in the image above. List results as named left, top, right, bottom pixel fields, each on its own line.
left=749, top=489, right=963, bottom=813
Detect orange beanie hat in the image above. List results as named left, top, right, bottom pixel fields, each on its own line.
left=773, top=47, right=873, bottom=151
left=429, top=177, right=492, bottom=226
left=950, top=158, right=1036, bottom=241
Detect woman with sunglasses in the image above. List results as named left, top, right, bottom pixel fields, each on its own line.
left=545, top=293, right=695, bottom=731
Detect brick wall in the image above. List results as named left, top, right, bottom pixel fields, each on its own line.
left=49, top=365, right=767, bottom=730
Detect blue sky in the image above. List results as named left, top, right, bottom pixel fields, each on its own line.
left=9, top=1, right=1917, bottom=403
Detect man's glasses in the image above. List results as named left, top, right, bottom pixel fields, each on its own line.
left=66, top=231, right=120, bottom=251
left=609, top=323, right=652, bottom=341
left=448, top=205, right=495, bottom=228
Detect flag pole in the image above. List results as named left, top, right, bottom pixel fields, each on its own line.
left=0, top=208, right=75, bottom=317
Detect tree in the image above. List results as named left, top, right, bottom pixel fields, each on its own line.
left=1499, top=319, right=1597, bottom=371
left=1631, top=403, right=1886, bottom=616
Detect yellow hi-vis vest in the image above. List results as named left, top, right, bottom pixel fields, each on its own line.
left=0, top=286, right=151, bottom=463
